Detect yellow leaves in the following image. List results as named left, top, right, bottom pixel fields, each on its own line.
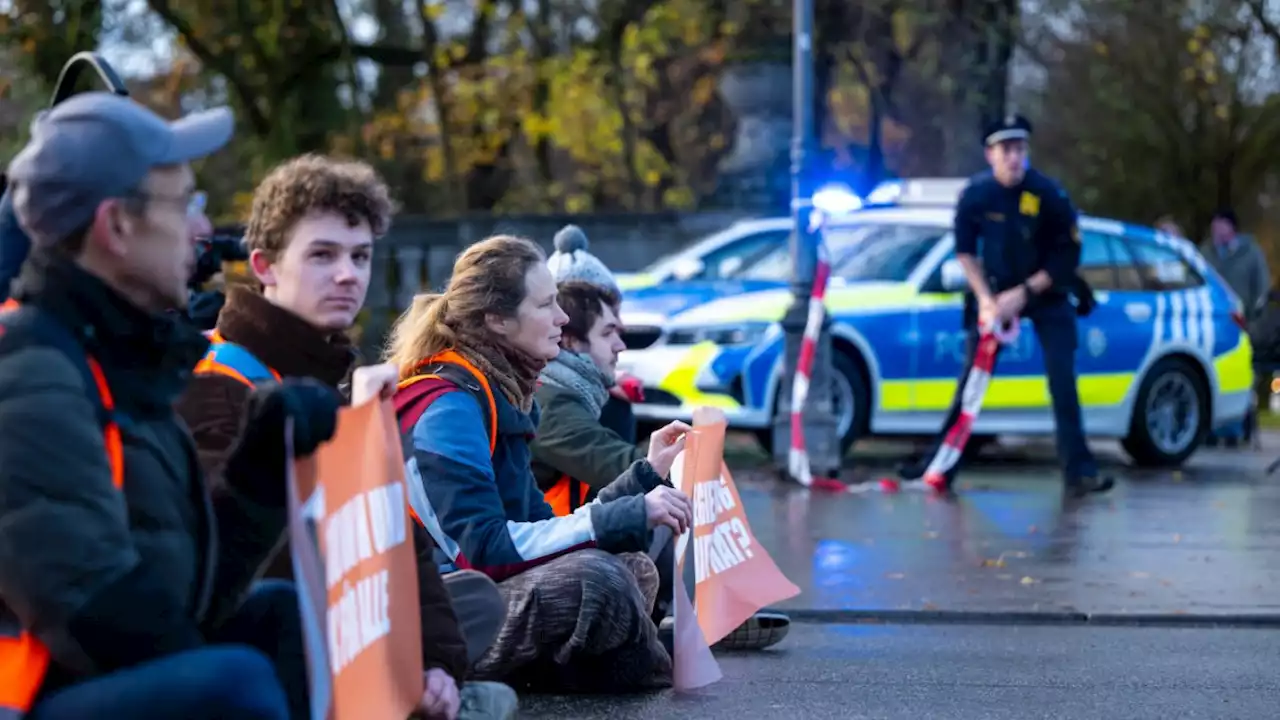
left=1093, top=42, right=1108, bottom=56
left=421, top=2, right=445, bottom=21
left=890, top=10, right=914, bottom=57
left=377, top=137, right=396, bottom=161
left=691, top=76, right=716, bottom=106
left=521, top=113, right=554, bottom=142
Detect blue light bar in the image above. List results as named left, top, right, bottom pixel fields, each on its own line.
left=811, top=183, right=863, bottom=216
left=865, top=181, right=903, bottom=206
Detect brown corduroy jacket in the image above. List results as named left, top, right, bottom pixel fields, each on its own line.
left=175, top=287, right=470, bottom=681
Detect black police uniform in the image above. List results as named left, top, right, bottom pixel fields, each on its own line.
left=902, top=115, right=1112, bottom=495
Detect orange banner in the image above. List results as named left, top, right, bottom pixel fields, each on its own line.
left=676, top=408, right=801, bottom=647
left=289, top=401, right=423, bottom=720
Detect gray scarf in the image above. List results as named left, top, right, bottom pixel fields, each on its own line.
left=540, top=350, right=614, bottom=417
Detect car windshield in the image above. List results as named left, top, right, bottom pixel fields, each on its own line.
left=734, top=221, right=947, bottom=282
left=829, top=223, right=947, bottom=282
left=641, top=225, right=750, bottom=277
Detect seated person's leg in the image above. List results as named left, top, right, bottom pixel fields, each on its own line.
left=473, top=549, right=669, bottom=692
left=208, top=579, right=309, bottom=720
left=442, top=569, right=521, bottom=718
left=443, top=569, right=508, bottom=667
left=29, top=646, right=288, bottom=720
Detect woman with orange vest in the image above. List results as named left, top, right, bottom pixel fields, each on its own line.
left=386, top=235, right=694, bottom=692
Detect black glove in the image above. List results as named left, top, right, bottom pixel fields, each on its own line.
left=1073, top=275, right=1096, bottom=317
left=223, top=378, right=341, bottom=506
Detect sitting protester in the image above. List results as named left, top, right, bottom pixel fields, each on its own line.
left=175, top=154, right=516, bottom=720
left=386, top=234, right=693, bottom=692
left=532, top=269, right=790, bottom=651
left=0, top=93, right=337, bottom=719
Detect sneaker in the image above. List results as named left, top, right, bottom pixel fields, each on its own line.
left=1065, top=475, right=1115, bottom=499
left=712, top=611, right=791, bottom=651
left=459, top=681, right=518, bottom=720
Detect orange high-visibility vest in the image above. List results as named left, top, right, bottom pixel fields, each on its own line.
left=193, top=329, right=281, bottom=386
left=543, top=473, right=590, bottom=516
left=0, top=299, right=124, bottom=718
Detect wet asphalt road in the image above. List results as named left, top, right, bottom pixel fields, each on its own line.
left=521, top=436, right=1280, bottom=717
left=520, top=622, right=1280, bottom=719
left=730, top=436, right=1280, bottom=617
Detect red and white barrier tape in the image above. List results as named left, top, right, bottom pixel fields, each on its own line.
left=787, top=212, right=832, bottom=488
left=916, top=320, right=1018, bottom=490
left=806, top=314, right=1019, bottom=495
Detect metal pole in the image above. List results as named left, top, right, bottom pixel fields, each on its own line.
left=772, top=0, right=841, bottom=479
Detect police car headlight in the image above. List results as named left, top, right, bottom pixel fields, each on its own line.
left=666, top=322, right=774, bottom=347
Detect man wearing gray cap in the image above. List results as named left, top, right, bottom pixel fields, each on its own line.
left=0, top=93, right=342, bottom=719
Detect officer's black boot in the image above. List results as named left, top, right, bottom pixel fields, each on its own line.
left=1065, top=474, right=1115, bottom=499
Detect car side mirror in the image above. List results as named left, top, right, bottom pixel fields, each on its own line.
left=940, top=258, right=967, bottom=292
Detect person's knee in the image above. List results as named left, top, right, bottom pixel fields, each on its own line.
left=184, top=646, right=290, bottom=719
left=566, top=550, right=652, bottom=617
left=239, top=580, right=302, bottom=626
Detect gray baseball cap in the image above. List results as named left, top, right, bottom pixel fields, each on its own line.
left=6, top=91, right=234, bottom=246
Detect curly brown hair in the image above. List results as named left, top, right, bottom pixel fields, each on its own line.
left=244, top=154, right=395, bottom=260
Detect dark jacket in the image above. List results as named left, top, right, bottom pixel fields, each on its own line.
left=530, top=383, right=643, bottom=497
left=0, top=256, right=282, bottom=692
left=174, top=288, right=469, bottom=681
left=409, top=371, right=661, bottom=582
left=176, top=287, right=356, bottom=485
left=954, top=168, right=1081, bottom=308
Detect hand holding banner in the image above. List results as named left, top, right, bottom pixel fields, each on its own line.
left=289, top=400, right=423, bottom=720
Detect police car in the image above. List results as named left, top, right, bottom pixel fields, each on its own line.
left=619, top=178, right=970, bottom=331
left=618, top=189, right=1254, bottom=467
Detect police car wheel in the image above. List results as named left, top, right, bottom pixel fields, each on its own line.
left=1122, top=357, right=1209, bottom=467
left=831, top=350, right=870, bottom=455
left=753, top=350, right=868, bottom=456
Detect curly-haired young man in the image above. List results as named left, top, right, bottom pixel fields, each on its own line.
left=176, top=154, right=517, bottom=720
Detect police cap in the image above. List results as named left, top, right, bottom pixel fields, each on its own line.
left=984, top=114, right=1032, bottom=146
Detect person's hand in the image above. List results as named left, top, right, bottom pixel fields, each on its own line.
left=415, top=668, right=460, bottom=720
left=351, top=362, right=399, bottom=406
left=222, top=378, right=341, bottom=507
left=646, top=420, right=690, bottom=478
left=977, top=293, right=998, bottom=329
left=644, top=485, right=693, bottom=535
left=994, top=287, right=1027, bottom=323
left=242, top=378, right=341, bottom=459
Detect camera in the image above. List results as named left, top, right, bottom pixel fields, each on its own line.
left=188, top=228, right=249, bottom=330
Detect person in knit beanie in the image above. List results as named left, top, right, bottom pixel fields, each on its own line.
left=547, top=224, right=623, bottom=297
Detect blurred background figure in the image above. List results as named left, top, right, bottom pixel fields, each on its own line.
left=1203, top=208, right=1270, bottom=322
left=1154, top=215, right=1184, bottom=238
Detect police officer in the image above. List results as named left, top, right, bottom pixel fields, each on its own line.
left=904, top=114, right=1114, bottom=498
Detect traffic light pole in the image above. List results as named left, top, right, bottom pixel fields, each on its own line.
left=772, top=0, right=841, bottom=480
